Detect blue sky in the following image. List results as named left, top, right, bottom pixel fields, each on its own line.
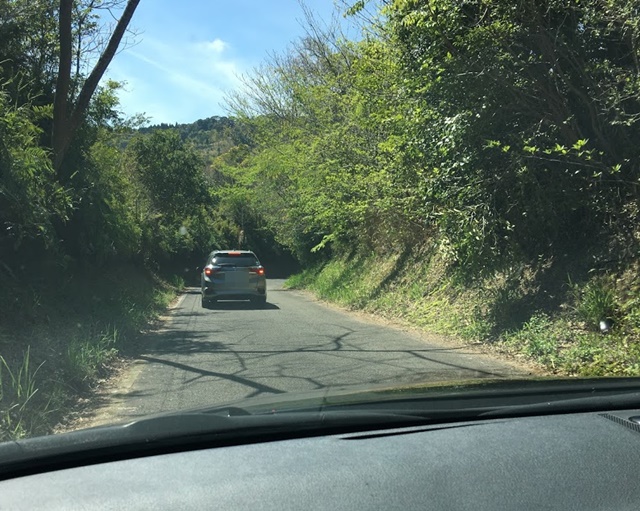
left=105, top=1, right=350, bottom=125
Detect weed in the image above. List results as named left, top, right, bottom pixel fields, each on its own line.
left=570, top=276, right=618, bottom=331
left=0, top=347, right=47, bottom=440
left=459, top=310, right=493, bottom=340
left=0, top=264, right=181, bottom=440
left=65, top=327, right=119, bottom=390
left=501, top=314, right=562, bottom=369
left=285, top=265, right=323, bottom=289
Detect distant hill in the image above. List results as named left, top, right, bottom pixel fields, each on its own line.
left=139, top=116, right=250, bottom=157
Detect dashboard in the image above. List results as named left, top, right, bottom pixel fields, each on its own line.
left=2, top=408, right=640, bottom=510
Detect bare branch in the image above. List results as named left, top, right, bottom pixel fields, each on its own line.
left=53, top=0, right=141, bottom=172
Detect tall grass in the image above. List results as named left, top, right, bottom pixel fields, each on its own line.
left=0, top=347, right=46, bottom=440
left=0, top=265, right=183, bottom=440
left=65, top=327, right=119, bottom=390
left=569, top=276, right=618, bottom=330
left=285, top=250, right=483, bottom=337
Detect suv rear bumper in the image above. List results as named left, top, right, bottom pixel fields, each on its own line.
left=202, top=285, right=266, bottom=300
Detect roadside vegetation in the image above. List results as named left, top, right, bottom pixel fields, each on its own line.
left=2, top=0, right=640, bottom=438
left=0, top=267, right=181, bottom=441
left=286, top=251, right=640, bottom=377
left=0, top=1, right=278, bottom=439
left=223, top=0, right=640, bottom=377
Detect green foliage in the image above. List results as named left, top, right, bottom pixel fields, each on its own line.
left=79, top=135, right=142, bottom=262
left=222, top=0, right=640, bottom=280
left=127, top=129, right=233, bottom=265
left=384, top=0, right=640, bottom=276
left=0, top=264, right=182, bottom=440
left=128, top=130, right=208, bottom=218
left=570, top=276, right=618, bottom=330
left=0, top=0, right=58, bottom=107
left=0, top=92, right=70, bottom=256
left=501, top=312, right=640, bottom=377
left=0, top=347, right=46, bottom=440
left=65, top=327, right=119, bottom=390
left=139, top=116, right=240, bottom=154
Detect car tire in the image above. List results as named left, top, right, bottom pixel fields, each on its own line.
left=201, top=295, right=211, bottom=308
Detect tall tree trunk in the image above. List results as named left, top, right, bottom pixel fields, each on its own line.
left=52, top=0, right=141, bottom=174
left=52, top=0, right=72, bottom=170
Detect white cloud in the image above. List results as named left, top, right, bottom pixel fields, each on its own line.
left=107, top=35, right=244, bottom=123
left=204, top=38, right=228, bottom=54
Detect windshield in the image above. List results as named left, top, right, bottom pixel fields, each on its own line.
left=1, top=0, right=639, bottom=443
left=210, top=254, right=259, bottom=266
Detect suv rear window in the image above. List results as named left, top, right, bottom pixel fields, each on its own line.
left=210, top=254, right=259, bottom=267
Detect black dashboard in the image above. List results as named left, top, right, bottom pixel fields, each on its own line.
left=3, top=408, right=640, bottom=510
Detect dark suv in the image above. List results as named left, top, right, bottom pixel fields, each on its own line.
left=201, top=250, right=267, bottom=307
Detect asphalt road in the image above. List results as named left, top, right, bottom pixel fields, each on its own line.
left=87, top=279, right=527, bottom=425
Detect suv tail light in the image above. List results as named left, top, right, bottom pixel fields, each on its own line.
left=204, top=267, right=218, bottom=276
left=249, top=267, right=265, bottom=276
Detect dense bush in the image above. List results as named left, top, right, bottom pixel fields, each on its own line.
left=224, top=0, right=640, bottom=281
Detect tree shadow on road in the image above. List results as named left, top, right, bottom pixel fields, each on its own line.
left=137, top=324, right=516, bottom=398
left=138, top=355, right=286, bottom=396
left=147, top=329, right=228, bottom=356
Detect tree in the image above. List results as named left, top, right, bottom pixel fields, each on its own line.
left=126, top=130, right=229, bottom=265
left=52, top=0, right=140, bottom=173
left=0, top=91, right=70, bottom=264
left=384, top=0, right=640, bottom=274
left=0, top=0, right=59, bottom=107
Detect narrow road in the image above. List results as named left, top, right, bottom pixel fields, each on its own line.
left=86, top=279, right=527, bottom=426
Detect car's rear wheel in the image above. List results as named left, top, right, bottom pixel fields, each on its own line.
left=202, top=295, right=216, bottom=308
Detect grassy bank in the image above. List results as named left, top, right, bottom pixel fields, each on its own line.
left=286, top=248, right=640, bottom=377
left=0, top=265, right=182, bottom=441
